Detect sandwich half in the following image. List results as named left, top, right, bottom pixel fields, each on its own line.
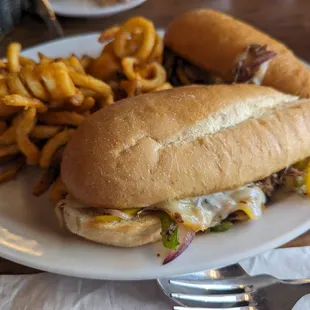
left=59, top=84, right=310, bottom=263
left=164, top=9, right=310, bottom=98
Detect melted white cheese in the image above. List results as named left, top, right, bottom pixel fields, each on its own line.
left=252, top=60, right=270, bottom=85
left=60, top=186, right=266, bottom=232
left=155, top=186, right=266, bottom=231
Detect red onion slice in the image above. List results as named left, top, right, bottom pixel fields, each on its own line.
left=137, top=206, right=160, bottom=214
left=163, top=229, right=195, bottom=265
left=233, top=44, right=276, bottom=84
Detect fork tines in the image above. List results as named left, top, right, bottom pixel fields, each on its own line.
left=170, top=279, right=256, bottom=309
left=171, top=292, right=252, bottom=303
left=173, top=307, right=257, bottom=310
left=170, top=279, right=250, bottom=291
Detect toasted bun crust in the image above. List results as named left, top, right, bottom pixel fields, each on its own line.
left=63, top=206, right=161, bottom=247
left=61, top=84, right=303, bottom=208
left=164, top=9, right=310, bottom=98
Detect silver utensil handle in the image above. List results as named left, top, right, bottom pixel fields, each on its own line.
left=35, top=0, right=64, bottom=38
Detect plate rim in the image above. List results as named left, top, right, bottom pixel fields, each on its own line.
left=20, top=32, right=101, bottom=55
left=1, top=215, right=310, bottom=280
left=1, top=33, right=310, bottom=280
left=50, top=0, right=147, bottom=18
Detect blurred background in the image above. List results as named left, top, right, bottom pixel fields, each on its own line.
left=1, top=0, right=310, bottom=60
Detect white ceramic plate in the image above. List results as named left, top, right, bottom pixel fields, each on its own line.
left=50, top=0, right=147, bottom=18
left=1, top=33, right=310, bottom=280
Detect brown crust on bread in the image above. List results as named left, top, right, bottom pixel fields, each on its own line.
left=61, top=84, right=299, bottom=208
left=63, top=207, right=161, bottom=247
left=164, top=9, right=310, bottom=98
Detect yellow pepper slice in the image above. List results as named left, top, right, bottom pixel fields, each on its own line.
left=95, top=208, right=140, bottom=223
left=236, top=202, right=263, bottom=220
left=294, top=158, right=310, bottom=171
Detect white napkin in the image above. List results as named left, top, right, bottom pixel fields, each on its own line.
left=1, top=248, right=310, bottom=310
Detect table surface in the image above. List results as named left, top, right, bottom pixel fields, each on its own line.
left=1, top=0, right=310, bottom=274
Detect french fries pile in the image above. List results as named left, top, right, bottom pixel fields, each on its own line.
left=0, top=42, right=113, bottom=204
left=0, top=16, right=170, bottom=206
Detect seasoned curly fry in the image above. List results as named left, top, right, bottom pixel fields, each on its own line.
left=30, top=125, right=62, bottom=140
left=113, top=17, right=156, bottom=61
left=0, top=94, right=48, bottom=113
left=69, top=71, right=113, bottom=98
left=87, top=47, right=121, bottom=81
left=40, top=129, right=75, bottom=168
left=16, top=107, right=40, bottom=165
left=153, top=82, right=173, bottom=92
left=39, top=111, right=84, bottom=127
left=0, top=157, right=25, bottom=184
left=122, top=57, right=138, bottom=80
left=113, top=30, right=131, bottom=59
left=0, top=144, right=20, bottom=158
left=148, top=33, right=164, bottom=63
left=137, top=62, right=167, bottom=91
left=121, top=58, right=166, bottom=91
left=50, top=176, right=67, bottom=206
left=98, top=25, right=121, bottom=43
left=7, top=43, right=22, bottom=73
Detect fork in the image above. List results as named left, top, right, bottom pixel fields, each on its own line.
left=158, top=264, right=250, bottom=308
left=170, top=273, right=310, bottom=310
left=35, top=0, right=64, bottom=38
